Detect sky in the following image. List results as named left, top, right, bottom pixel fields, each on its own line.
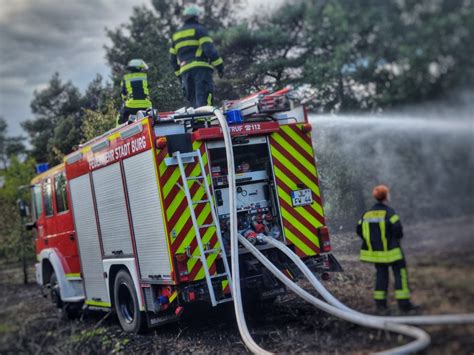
left=0, top=0, right=281, bottom=137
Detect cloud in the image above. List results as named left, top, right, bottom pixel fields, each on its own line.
left=0, top=0, right=148, bottom=135
left=0, top=0, right=278, bottom=136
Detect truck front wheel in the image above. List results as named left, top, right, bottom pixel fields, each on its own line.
left=49, top=272, right=81, bottom=319
left=114, top=269, right=146, bottom=333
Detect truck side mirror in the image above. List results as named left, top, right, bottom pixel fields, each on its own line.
left=17, top=199, right=30, bottom=217
left=25, top=221, right=37, bottom=230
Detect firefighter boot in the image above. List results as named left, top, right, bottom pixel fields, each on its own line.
left=398, top=300, right=421, bottom=313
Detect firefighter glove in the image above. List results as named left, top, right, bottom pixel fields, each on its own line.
left=217, top=65, right=224, bottom=79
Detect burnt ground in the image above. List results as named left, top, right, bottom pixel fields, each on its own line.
left=1, top=216, right=473, bottom=354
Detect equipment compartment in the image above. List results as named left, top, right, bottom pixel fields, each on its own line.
left=207, top=136, right=283, bottom=249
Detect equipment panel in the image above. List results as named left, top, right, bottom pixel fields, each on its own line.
left=69, top=174, right=110, bottom=306
left=123, top=150, right=172, bottom=282
left=92, top=162, right=134, bottom=257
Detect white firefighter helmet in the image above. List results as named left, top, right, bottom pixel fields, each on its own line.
left=183, top=5, right=202, bottom=19
left=127, top=59, right=149, bottom=71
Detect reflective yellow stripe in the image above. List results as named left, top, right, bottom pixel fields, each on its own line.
left=163, top=168, right=183, bottom=197
left=175, top=40, right=199, bottom=50
left=194, top=251, right=219, bottom=280
left=173, top=28, right=196, bottom=41
left=159, top=159, right=167, bottom=177
left=176, top=204, right=211, bottom=254
left=359, top=247, right=403, bottom=263
left=211, top=57, right=223, bottom=66
left=195, top=46, right=203, bottom=58
left=169, top=47, right=177, bottom=54
left=362, top=221, right=372, bottom=251
left=167, top=186, right=204, bottom=221
left=284, top=228, right=315, bottom=256
left=358, top=220, right=362, bottom=225
left=222, top=279, right=229, bottom=291
left=125, top=99, right=152, bottom=108
left=65, top=273, right=80, bottom=278
left=123, top=72, right=151, bottom=108
left=186, top=225, right=215, bottom=271
left=373, top=290, right=387, bottom=300
left=364, top=210, right=386, bottom=219
left=279, top=188, right=323, bottom=236
left=280, top=125, right=313, bottom=157
left=175, top=70, right=180, bottom=76
left=380, top=219, right=388, bottom=252
left=390, top=214, right=400, bottom=224
left=395, top=267, right=411, bottom=299
left=271, top=147, right=319, bottom=193
left=108, top=132, right=121, bottom=141
left=169, top=291, right=177, bottom=303
left=179, top=61, right=213, bottom=74
left=86, top=300, right=111, bottom=308
left=207, top=93, right=212, bottom=106
left=199, top=36, right=213, bottom=45
left=395, top=290, right=411, bottom=300
left=273, top=165, right=324, bottom=218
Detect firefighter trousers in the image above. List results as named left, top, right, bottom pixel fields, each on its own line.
left=181, top=67, right=214, bottom=108
left=118, top=105, right=146, bottom=125
left=373, top=258, right=411, bottom=301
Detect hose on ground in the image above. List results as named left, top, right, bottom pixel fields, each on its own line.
left=263, top=236, right=474, bottom=325
left=239, top=235, right=431, bottom=354
left=194, top=106, right=272, bottom=355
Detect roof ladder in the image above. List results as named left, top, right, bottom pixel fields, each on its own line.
left=174, top=150, right=233, bottom=306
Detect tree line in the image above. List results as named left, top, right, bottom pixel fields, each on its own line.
left=16, top=0, right=474, bottom=166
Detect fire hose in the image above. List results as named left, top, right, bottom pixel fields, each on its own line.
left=193, top=106, right=473, bottom=354
left=263, top=236, right=474, bottom=325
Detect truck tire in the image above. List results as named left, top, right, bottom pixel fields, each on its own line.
left=114, top=270, right=146, bottom=333
left=49, top=272, right=81, bottom=320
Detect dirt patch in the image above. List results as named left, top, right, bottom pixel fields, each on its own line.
left=0, top=216, right=473, bottom=354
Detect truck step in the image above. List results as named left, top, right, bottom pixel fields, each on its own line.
left=216, top=297, right=233, bottom=304
left=203, top=248, right=221, bottom=254
left=210, top=273, right=228, bottom=279
left=187, top=175, right=204, bottom=181
left=199, top=223, right=215, bottom=228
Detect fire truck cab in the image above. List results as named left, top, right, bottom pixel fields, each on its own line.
left=30, top=90, right=340, bottom=332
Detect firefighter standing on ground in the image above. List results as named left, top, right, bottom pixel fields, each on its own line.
left=356, top=185, right=419, bottom=312
left=118, top=59, right=153, bottom=125
left=169, top=5, right=224, bottom=108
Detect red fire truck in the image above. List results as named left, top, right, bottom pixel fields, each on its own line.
left=29, top=91, right=340, bottom=332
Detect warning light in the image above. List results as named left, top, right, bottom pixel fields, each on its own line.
left=156, top=137, right=167, bottom=149
left=302, top=123, right=312, bottom=133
left=317, top=226, right=332, bottom=252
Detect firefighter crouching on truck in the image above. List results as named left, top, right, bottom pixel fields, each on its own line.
left=356, top=185, right=420, bottom=313
left=118, top=59, right=153, bottom=126
left=169, top=5, right=224, bottom=108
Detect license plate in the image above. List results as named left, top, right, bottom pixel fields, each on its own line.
left=291, top=189, right=313, bottom=207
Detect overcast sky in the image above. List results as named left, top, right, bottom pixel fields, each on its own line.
left=0, top=0, right=281, bottom=137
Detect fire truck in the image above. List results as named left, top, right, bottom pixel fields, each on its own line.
left=29, top=90, right=340, bottom=332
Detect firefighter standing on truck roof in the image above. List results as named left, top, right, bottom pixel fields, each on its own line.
left=169, top=5, right=224, bottom=108
left=356, top=185, right=420, bottom=313
left=118, top=59, right=153, bottom=126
